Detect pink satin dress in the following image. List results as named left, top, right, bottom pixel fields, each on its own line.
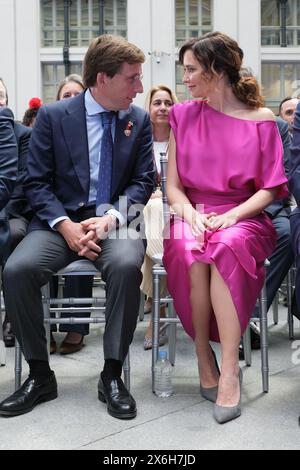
left=163, top=100, right=289, bottom=342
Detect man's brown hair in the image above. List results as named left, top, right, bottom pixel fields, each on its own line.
left=83, top=34, right=145, bottom=88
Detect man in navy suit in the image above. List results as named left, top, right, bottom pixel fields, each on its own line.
left=0, top=107, right=18, bottom=261
left=264, top=116, right=294, bottom=309
left=0, top=35, right=155, bottom=419
left=289, top=102, right=300, bottom=322
left=239, top=116, right=294, bottom=358
left=0, top=78, right=32, bottom=347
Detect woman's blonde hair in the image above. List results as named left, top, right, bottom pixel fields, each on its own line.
left=144, top=84, right=178, bottom=112
left=56, top=74, right=84, bottom=101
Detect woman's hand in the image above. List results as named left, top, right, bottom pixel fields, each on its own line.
left=150, top=189, right=162, bottom=199
left=191, top=212, right=217, bottom=237
left=209, top=212, right=238, bottom=231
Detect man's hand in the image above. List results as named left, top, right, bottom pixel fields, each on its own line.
left=78, top=228, right=101, bottom=260
left=81, top=215, right=117, bottom=241
left=151, top=189, right=162, bottom=199
left=56, top=219, right=101, bottom=261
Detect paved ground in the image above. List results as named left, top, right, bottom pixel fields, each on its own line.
left=0, top=305, right=299, bottom=450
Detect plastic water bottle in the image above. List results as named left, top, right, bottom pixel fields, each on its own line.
left=154, top=350, right=173, bottom=398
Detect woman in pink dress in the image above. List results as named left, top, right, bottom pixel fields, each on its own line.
left=163, top=32, right=288, bottom=424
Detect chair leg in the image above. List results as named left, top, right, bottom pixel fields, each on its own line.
left=168, top=302, right=177, bottom=366
left=15, top=340, right=22, bottom=390
left=0, top=340, right=5, bottom=366
left=152, top=268, right=161, bottom=393
left=42, top=283, right=51, bottom=356
left=123, top=353, right=130, bottom=391
left=272, top=292, right=279, bottom=325
left=243, top=326, right=252, bottom=366
left=287, top=269, right=294, bottom=340
left=260, top=281, right=269, bottom=393
left=138, top=291, right=144, bottom=322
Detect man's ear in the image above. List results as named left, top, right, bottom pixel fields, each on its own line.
left=96, top=72, right=109, bottom=86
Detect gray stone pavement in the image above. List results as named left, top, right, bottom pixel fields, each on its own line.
left=0, top=305, right=299, bottom=450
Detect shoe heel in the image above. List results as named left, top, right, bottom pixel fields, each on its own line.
left=210, top=345, right=220, bottom=375
left=98, top=390, right=106, bottom=403
left=38, top=390, right=58, bottom=404
left=200, top=384, right=218, bottom=403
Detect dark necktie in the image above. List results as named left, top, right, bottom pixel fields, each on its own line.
left=96, top=111, right=115, bottom=216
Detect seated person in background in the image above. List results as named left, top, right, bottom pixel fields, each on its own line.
left=289, top=101, right=300, bottom=325
left=22, top=97, right=42, bottom=128
left=240, top=115, right=294, bottom=357
left=0, top=78, right=32, bottom=347
left=0, top=107, right=18, bottom=263
left=237, top=72, right=294, bottom=356
left=279, top=97, right=299, bottom=134
left=264, top=117, right=294, bottom=311
left=140, top=84, right=178, bottom=350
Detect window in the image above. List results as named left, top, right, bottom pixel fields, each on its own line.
left=41, top=0, right=64, bottom=47
left=261, top=62, right=300, bottom=111
left=42, top=62, right=83, bottom=103
left=175, top=0, right=212, bottom=101
left=175, top=0, right=212, bottom=47
left=261, top=0, right=300, bottom=47
left=41, top=0, right=127, bottom=48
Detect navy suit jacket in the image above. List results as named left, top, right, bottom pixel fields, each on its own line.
left=0, top=107, right=18, bottom=260
left=289, top=101, right=300, bottom=214
left=6, top=121, right=32, bottom=220
left=24, top=92, right=155, bottom=231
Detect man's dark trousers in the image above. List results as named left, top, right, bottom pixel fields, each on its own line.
left=3, top=225, right=145, bottom=363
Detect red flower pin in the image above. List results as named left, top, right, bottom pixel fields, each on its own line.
left=124, top=121, right=134, bottom=137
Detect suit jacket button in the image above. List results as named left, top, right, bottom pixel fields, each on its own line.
left=78, top=202, right=84, bottom=207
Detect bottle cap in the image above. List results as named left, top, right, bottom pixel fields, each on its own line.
left=158, top=350, right=167, bottom=359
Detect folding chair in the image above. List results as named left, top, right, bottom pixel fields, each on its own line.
left=15, top=259, right=130, bottom=391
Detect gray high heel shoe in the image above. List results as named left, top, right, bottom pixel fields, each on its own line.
left=200, top=384, right=218, bottom=403
left=200, top=346, right=220, bottom=403
left=213, top=368, right=243, bottom=424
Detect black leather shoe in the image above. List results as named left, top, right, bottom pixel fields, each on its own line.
left=0, top=373, right=57, bottom=417
left=239, top=328, right=261, bottom=360
left=59, top=332, right=84, bottom=355
left=250, top=327, right=261, bottom=350
left=239, top=344, right=245, bottom=361
left=291, top=293, right=300, bottom=320
left=3, top=321, right=15, bottom=348
left=98, top=374, right=136, bottom=420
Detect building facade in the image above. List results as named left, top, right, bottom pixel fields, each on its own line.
left=0, top=0, right=299, bottom=118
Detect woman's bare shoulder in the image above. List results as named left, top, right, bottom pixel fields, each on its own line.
left=250, top=107, right=276, bottom=122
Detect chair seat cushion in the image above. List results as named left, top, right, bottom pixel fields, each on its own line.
left=56, top=260, right=100, bottom=276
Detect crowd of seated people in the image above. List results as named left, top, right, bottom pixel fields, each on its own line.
left=0, top=31, right=300, bottom=424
